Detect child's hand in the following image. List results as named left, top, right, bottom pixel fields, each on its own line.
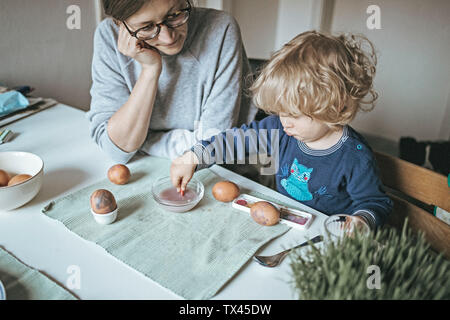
left=352, top=215, right=371, bottom=231
left=170, top=151, right=199, bottom=193
left=342, top=215, right=371, bottom=237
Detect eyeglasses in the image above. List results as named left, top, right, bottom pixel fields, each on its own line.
left=123, top=1, right=191, bottom=41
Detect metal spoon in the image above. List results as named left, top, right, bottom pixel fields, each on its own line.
left=253, top=235, right=323, bottom=267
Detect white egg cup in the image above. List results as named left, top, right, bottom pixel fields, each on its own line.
left=91, top=207, right=118, bottom=225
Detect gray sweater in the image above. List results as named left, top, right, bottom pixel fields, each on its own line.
left=87, top=7, right=257, bottom=163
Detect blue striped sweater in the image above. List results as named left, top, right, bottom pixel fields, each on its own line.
left=192, top=115, right=393, bottom=229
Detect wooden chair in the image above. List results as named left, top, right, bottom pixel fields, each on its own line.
left=374, top=151, right=450, bottom=258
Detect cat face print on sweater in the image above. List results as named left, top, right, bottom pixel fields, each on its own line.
left=280, top=158, right=313, bottom=201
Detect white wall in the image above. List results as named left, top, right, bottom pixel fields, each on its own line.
left=0, top=0, right=99, bottom=111
left=231, top=0, right=280, bottom=59
left=201, top=0, right=450, bottom=141
left=197, top=0, right=232, bottom=13
left=274, top=0, right=314, bottom=50
left=329, top=0, right=450, bottom=141
left=231, top=0, right=317, bottom=59
left=200, top=0, right=318, bottom=59
left=2, top=0, right=449, bottom=141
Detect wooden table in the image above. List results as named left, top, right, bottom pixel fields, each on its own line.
left=0, top=104, right=328, bottom=299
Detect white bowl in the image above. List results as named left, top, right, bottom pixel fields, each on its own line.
left=91, top=208, right=118, bottom=225
left=0, top=151, right=44, bottom=211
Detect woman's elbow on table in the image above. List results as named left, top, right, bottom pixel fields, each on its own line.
left=104, top=134, right=138, bottom=164
left=90, top=122, right=138, bottom=164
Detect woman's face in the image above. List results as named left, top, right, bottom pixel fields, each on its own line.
left=125, top=0, right=189, bottom=55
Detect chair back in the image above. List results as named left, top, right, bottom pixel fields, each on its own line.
left=374, top=151, right=450, bottom=258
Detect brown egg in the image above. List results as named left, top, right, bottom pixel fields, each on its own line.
left=250, top=201, right=280, bottom=226
left=212, top=181, right=240, bottom=202
left=7, top=174, right=32, bottom=187
left=0, top=170, right=10, bottom=187
left=107, top=164, right=130, bottom=185
left=90, top=189, right=117, bottom=214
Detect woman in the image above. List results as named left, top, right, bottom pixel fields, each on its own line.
left=87, top=0, right=257, bottom=164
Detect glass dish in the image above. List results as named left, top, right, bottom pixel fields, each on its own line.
left=324, top=214, right=370, bottom=239
left=152, top=176, right=204, bottom=213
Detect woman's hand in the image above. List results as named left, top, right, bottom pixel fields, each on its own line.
left=117, top=23, right=162, bottom=74
left=170, top=151, right=199, bottom=193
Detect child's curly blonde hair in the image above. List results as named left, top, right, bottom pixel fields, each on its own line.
left=250, top=30, right=378, bottom=126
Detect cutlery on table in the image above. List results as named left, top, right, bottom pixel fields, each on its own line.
left=253, top=235, right=323, bottom=267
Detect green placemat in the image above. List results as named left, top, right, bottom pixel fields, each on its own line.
left=43, top=157, right=290, bottom=299
left=0, top=247, right=76, bottom=300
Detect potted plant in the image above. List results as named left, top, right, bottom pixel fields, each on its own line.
left=289, top=221, right=450, bottom=299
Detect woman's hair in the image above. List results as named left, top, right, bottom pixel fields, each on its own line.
left=250, top=30, right=378, bottom=126
left=102, top=0, right=192, bottom=23
left=103, top=0, right=151, bottom=22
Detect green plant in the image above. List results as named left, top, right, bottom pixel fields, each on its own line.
left=289, top=220, right=450, bottom=299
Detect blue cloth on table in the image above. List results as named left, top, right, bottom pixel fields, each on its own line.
left=0, top=91, right=29, bottom=117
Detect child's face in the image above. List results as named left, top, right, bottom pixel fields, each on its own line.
left=279, top=113, right=332, bottom=143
